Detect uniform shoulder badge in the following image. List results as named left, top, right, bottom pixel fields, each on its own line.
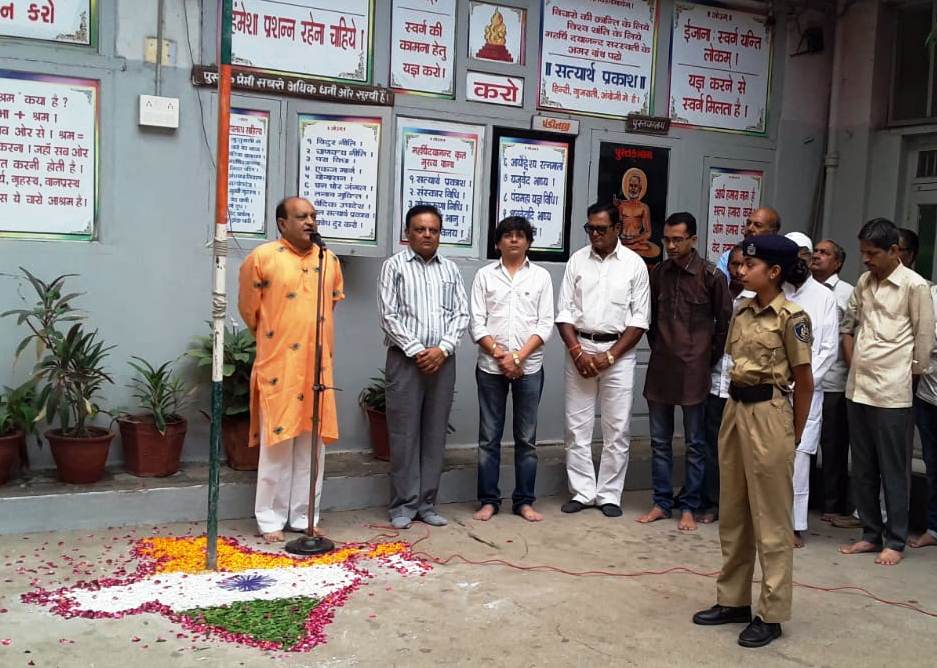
left=792, top=314, right=812, bottom=343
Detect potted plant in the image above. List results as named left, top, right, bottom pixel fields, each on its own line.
left=3, top=269, right=115, bottom=484
left=0, top=382, right=38, bottom=485
left=188, top=325, right=258, bottom=470
left=117, top=357, right=192, bottom=477
left=358, top=371, right=389, bottom=461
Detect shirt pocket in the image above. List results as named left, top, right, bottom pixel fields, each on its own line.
left=609, top=283, right=631, bottom=320
left=753, top=328, right=785, bottom=367
left=688, top=293, right=713, bottom=332
left=441, top=280, right=458, bottom=312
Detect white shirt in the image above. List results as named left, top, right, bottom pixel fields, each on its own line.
left=555, top=241, right=650, bottom=335
left=917, top=284, right=937, bottom=406
left=469, top=259, right=555, bottom=375
left=784, top=275, right=839, bottom=388
left=818, top=273, right=854, bottom=392
left=710, top=290, right=754, bottom=399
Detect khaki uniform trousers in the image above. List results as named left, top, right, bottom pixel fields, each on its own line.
left=716, top=393, right=795, bottom=623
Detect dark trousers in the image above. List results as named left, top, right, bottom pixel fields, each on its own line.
left=846, top=400, right=913, bottom=551
left=476, top=367, right=544, bottom=513
left=701, top=394, right=726, bottom=512
left=386, top=347, right=456, bottom=520
left=648, top=400, right=707, bottom=513
left=819, top=392, right=851, bottom=515
left=913, top=396, right=937, bottom=536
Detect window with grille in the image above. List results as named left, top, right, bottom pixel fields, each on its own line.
left=890, top=1, right=937, bottom=123
left=917, top=150, right=937, bottom=177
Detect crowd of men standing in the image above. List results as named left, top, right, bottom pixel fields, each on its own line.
left=238, top=195, right=937, bottom=649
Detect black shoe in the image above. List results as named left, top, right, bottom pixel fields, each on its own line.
left=600, top=504, right=622, bottom=517
left=561, top=500, right=587, bottom=513
left=738, top=617, right=782, bottom=648
left=692, top=604, right=752, bottom=626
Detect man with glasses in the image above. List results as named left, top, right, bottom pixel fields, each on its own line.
left=638, top=212, right=732, bottom=531
left=716, top=207, right=782, bottom=280
left=556, top=202, right=651, bottom=517
left=378, top=204, right=470, bottom=530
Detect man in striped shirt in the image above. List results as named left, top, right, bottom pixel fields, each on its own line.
left=378, top=204, right=470, bottom=530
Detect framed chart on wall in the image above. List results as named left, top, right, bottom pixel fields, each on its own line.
left=228, top=108, right=269, bottom=237
left=297, top=114, right=381, bottom=244
left=395, top=117, right=485, bottom=253
left=488, top=127, right=575, bottom=262
left=0, top=70, right=99, bottom=240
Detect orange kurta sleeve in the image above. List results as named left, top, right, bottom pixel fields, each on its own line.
left=238, top=251, right=264, bottom=334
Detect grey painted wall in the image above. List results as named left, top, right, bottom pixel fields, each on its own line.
left=0, top=0, right=832, bottom=469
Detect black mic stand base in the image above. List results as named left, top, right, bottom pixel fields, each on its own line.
left=284, top=534, right=335, bottom=555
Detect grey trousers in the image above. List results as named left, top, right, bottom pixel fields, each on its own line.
left=846, top=400, right=913, bottom=551
left=386, top=346, right=456, bottom=520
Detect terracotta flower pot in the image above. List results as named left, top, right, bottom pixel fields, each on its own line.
left=366, top=408, right=390, bottom=461
left=118, top=415, right=187, bottom=477
left=222, top=414, right=258, bottom=471
left=0, top=429, right=24, bottom=485
left=46, top=427, right=114, bottom=484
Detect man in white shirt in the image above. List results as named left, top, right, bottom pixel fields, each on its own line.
left=911, top=283, right=937, bottom=549
left=701, top=244, right=752, bottom=524
left=556, top=202, right=651, bottom=517
left=784, top=233, right=840, bottom=547
left=469, top=216, right=554, bottom=522
left=811, top=239, right=856, bottom=525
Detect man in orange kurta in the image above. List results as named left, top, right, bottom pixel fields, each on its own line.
left=238, top=196, right=344, bottom=543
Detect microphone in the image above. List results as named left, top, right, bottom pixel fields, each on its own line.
left=308, top=230, right=327, bottom=250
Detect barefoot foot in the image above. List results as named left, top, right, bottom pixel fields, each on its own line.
left=678, top=510, right=698, bottom=531
left=820, top=513, right=836, bottom=523
left=793, top=531, right=805, bottom=548
left=875, top=548, right=903, bottom=566
left=517, top=504, right=544, bottom=522
left=636, top=506, right=670, bottom=524
left=908, top=532, right=937, bottom=548
left=261, top=530, right=284, bottom=544
left=473, top=504, right=497, bottom=521
left=839, top=540, right=880, bottom=555
left=697, top=510, right=718, bottom=524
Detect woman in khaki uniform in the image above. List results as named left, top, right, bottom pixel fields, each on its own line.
left=692, top=234, right=814, bottom=648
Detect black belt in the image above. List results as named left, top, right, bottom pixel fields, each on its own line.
left=728, top=383, right=776, bottom=404
left=575, top=329, right=620, bottom=343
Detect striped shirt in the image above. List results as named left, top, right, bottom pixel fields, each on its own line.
left=378, top=248, right=470, bottom=356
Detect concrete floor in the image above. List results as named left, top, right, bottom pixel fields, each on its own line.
left=1, top=491, right=934, bottom=667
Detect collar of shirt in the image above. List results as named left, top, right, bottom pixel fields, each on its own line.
left=588, top=240, right=626, bottom=262
left=279, top=238, right=314, bottom=258
left=739, top=290, right=787, bottom=316
left=662, top=249, right=701, bottom=275
left=784, top=275, right=820, bottom=300
left=405, top=246, right=440, bottom=265
left=824, top=273, right=841, bottom=289
left=496, top=257, right=531, bottom=278
left=878, top=262, right=911, bottom=288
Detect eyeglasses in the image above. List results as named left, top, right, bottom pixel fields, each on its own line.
left=583, top=223, right=614, bottom=236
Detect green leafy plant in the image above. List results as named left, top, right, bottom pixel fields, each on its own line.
left=187, top=325, right=256, bottom=417
left=122, top=357, right=192, bottom=434
left=2, top=269, right=113, bottom=438
left=0, top=382, right=39, bottom=437
left=357, top=370, right=386, bottom=413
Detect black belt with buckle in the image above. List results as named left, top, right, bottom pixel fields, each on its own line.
left=575, top=329, right=620, bottom=343
left=728, top=383, right=775, bottom=404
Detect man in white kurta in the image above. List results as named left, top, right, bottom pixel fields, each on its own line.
left=783, top=232, right=839, bottom=546
left=555, top=202, right=650, bottom=516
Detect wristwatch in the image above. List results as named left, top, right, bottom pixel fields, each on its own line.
left=441, top=348, right=449, bottom=359
left=512, top=352, right=521, bottom=367
left=606, top=351, right=615, bottom=366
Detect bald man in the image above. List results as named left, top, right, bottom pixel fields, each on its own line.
left=716, top=207, right=781, bottom=280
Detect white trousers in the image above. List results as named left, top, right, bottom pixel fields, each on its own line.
left=564, top=343, right=636, bottom=507
left=793, top=390, right=823, bottom=531
left=255, top=416, right=325, bottom=534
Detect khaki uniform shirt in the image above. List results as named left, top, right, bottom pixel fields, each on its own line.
left=840, top=263, right=935, bottom=408
left=727, top=292, right=813, bottom=391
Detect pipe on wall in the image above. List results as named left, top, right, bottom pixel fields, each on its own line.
left=820, top=0, right=846, bottom=237
left=155, top=0, right=165, bottom=96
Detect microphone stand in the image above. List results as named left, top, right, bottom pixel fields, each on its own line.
left=286, top=234, right=335, bottom=555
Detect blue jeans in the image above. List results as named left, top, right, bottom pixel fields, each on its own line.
left=913, top=396, right=937, bottom=536
left=648, top=400, right=707, bottom=514
left=476, top=367, right=544, bottom=513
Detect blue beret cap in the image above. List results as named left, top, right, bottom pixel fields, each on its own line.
left=743, top=234, right=799, bottom=272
